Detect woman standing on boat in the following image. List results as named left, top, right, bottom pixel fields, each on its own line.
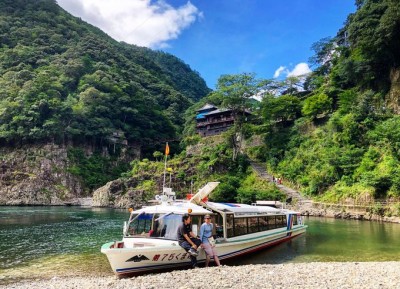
left=200, top=214, right=221, bottom=267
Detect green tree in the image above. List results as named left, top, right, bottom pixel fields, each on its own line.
left=209, top=73, right=261, bottom=160
left=302, top=93, right=332, bottom=119
left=262, top=94, right=301, bottom=124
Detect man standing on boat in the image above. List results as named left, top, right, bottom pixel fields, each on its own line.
left=177, top=213, right=202, bottom=268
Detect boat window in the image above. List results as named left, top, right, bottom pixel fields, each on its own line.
left=234, top=217, right=248, bottom=236
left=226, top=214, right=289, bottom=238
left=259, top=216, right=269, bottom=231
left=267, top=215, right=277, bottom=229
left=214, top=215, right=224, bottom=238
left=151, top=214, right=181, bottom=240
left=248, top=217, right=258, bottom=234
left=191, top=215, right=202, bottom=230
left=292, top=214, right=298, bottom=225
left=276, top=215, right=286, bottom=227
left=226, top=214, right=234, bottom=238
left=129, top=213, right=153, bottom=236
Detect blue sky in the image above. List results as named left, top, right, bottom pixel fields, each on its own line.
left=57, top=0, right=356, bottom=89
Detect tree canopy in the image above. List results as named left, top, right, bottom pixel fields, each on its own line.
left=0, top=0, right=211, bottom=147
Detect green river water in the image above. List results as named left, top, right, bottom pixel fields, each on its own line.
left=1, top=206, right=400, bottom=283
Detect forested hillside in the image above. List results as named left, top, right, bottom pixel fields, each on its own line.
left=256, top=0, right=400, bottom=203
left=0, top=0, right=210, bottom=147
left=0, top=0, right=211, bottom=203
left=179, top=0, right=400, bottom=207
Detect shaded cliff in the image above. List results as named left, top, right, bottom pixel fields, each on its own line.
left=0, top=143, right=141, bottom=205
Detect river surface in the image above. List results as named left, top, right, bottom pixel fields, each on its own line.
left=1, top=206, right=400, bottom=282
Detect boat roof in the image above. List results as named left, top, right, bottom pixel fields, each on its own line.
left=132, top=201, right=211, bottom=215
left=131, top=200, right=300, bottom=216
left=206, top=202, right=284, bottom=215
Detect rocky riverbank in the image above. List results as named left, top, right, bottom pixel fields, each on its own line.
left=2, top=262, right=400, bottom=289
left=294, top=202, right=400, bottom=224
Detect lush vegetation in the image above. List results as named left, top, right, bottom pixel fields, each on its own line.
left=125, top=137, right=284, bottom=204
left=3, top=0, right=400, bottom=207
left=67, top=148, right=130, bottom=192
left=246, top=0, right=400, bottom=204
left=0, top=0, right=210, bottom=148
left=180, top=0, right=400, bottom=205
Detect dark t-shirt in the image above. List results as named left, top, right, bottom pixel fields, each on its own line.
left=177, top=222, right=192, bottom=244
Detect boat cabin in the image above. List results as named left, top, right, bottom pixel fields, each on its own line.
left=125, top=201, right=300, bottom=241
left=101, top=182, right=307, bottom=276
left=124, top=202, right=211, bottom=239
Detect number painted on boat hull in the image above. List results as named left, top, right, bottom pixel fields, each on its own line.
left=152, top=253, right=190, bottom=262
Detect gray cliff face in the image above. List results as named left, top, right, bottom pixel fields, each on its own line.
left=0, top=142, right=148, bottom=208
left=92, top=178, right=150, bottom=209
left=0, top=144, right=82, bottom=205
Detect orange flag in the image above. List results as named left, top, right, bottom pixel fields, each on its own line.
left=165, top=143, right=170, bottom=156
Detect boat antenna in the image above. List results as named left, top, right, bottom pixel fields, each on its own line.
left=162, top=142, right=170, bottom=195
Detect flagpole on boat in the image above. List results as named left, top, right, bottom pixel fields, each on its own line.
left=162, top=142, right=169, bottom=195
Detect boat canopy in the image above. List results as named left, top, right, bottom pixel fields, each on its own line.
left=132, top=202, right=211, bottom=215
left=206, top=202, right=283, bottom=215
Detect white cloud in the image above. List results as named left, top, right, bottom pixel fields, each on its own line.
left=273, top=62, right=311, bottom=79
left=273, top=66, right=287, bottom=78
left=287, top=63, right=312, bottom=77
left=57, top=0, right=202, bottom=48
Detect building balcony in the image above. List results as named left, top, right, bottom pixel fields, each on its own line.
left=196, top=116, right=235, bottom=127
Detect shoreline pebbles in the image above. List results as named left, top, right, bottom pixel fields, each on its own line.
left=2, top=262, right=400, bottom=289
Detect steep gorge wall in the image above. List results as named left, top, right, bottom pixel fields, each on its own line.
left=0, top=144, right=82, bottom=205
left=0, top=143, right=140, bottom=205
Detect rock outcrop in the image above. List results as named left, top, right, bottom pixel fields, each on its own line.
left=92, top=178, right=148, bottom=208
left=0, top=144, right=84, bottom=205
left=0, top=143, right=138, bottom=206
left=295, top=201, right=400, bottom=224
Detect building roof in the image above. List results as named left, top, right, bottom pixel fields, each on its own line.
left=203, top=108, right=251, bottom=116
left=196, top=113, right=206, bottom=119
left=197, top=103, right=217, bottom=112
left=203, top=108, right=231, bottom=116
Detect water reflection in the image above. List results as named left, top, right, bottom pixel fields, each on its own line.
left=233, top=216, right=400, bottom=264
left=0, top=206, right=126, bottom=269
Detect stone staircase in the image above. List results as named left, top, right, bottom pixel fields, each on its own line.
left=249, top=160, right=312, bottom=209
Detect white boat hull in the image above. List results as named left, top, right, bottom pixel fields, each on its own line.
left=101, top=225, right=307, bottom=276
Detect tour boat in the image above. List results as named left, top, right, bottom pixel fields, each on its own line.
left=101, top=182, right=307, bottom=276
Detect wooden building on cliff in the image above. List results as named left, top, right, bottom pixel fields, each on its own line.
left=195, top=103, right=250, bottom=137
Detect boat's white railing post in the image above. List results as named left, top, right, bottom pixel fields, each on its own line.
left=123, top=221, right=128, bottom=236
